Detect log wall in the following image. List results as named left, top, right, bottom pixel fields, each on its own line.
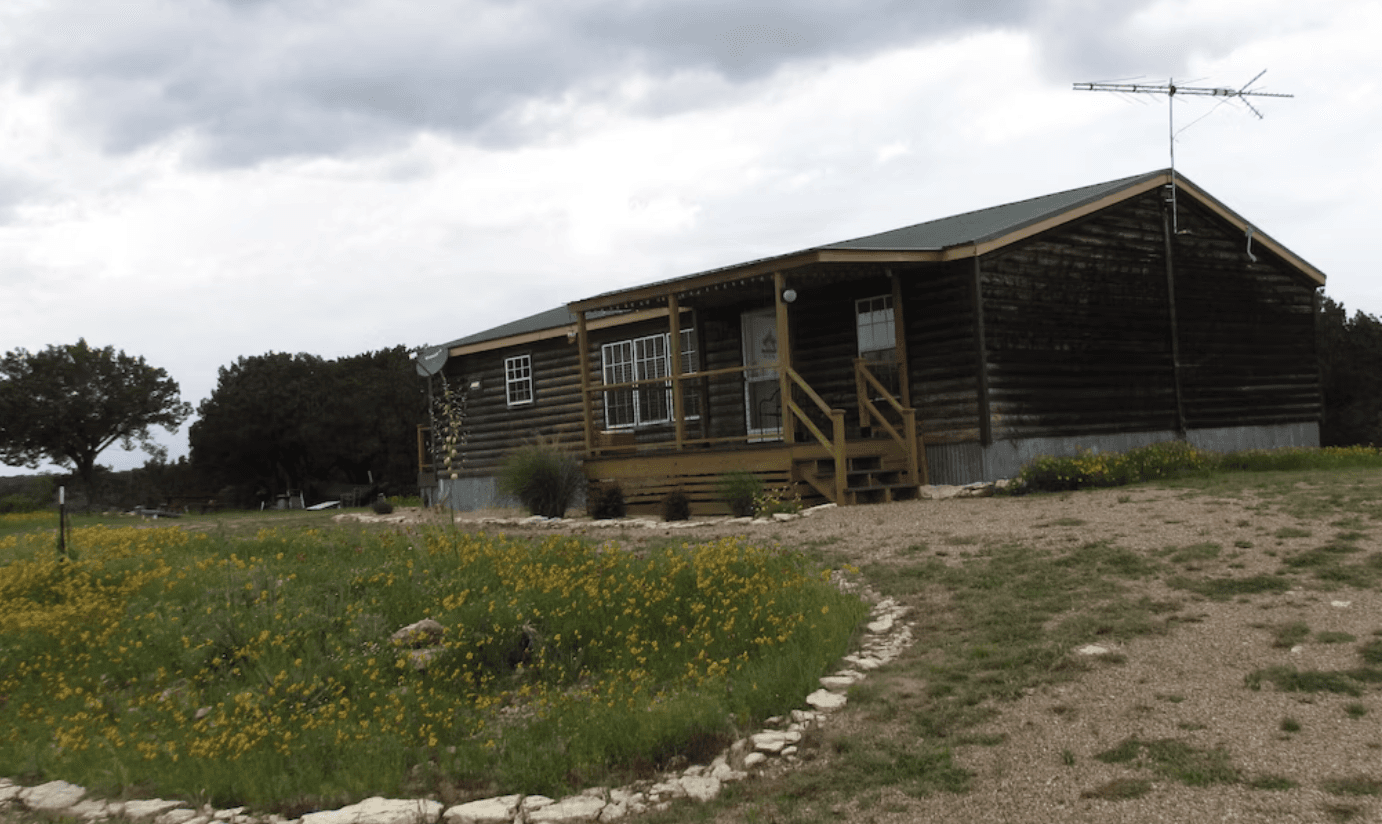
left=902, top=261, right=983, bottom=444
left=1172, top=198, right=1320, bottom=429
left=976, top=188, right=1319, bottom=443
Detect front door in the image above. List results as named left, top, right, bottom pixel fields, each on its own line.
left=741, top=308, right=781, bottom=439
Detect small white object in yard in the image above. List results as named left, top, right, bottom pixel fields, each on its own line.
left=1076, top=644, right=1109, bottom=656
left=306, top=501, right=340, bottom=511
left=1331, top=600, right=1352, bottom=608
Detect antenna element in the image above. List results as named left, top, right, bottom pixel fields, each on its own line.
left=1074, top=73, right=1293, bottom=232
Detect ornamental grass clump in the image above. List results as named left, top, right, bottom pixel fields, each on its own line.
left=498, top=442, right=583, bottom=517
left=661, top=490, right=691, bottom=522
left=586, top=481, right=626, bottom=520
left=718, top=470, right=762, bottom=517
left=0, top=520, right=865, bottom=810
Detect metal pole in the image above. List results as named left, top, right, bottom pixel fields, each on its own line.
left=57, top=485, right=67, bottom=561
left=1168, top=79, right=1178, bottom=234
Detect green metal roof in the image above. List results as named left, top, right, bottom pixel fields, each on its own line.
left=822, top=170, right=1163, bottom=251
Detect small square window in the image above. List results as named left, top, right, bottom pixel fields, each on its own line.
left=505, top=355, right=533, bottom=406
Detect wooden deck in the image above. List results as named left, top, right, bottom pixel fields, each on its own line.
left=584, top=434, right=924, bottom=515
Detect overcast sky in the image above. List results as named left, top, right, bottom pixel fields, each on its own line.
left=2, top=0, right=1378, bottom=476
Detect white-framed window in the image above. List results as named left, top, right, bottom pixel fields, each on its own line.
left=505, top=354, right=533, bottom=407
left=856, top=295, right=895, bottom=360
left=601, top=329, right=699, bottom=428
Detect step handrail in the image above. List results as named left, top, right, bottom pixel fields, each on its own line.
left=786, top=367, right=846, bottom=503
left=854, top=359, right=923, bottom=487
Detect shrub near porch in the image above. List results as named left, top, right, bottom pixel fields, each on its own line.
left=0, top=519, right=865, bottom=808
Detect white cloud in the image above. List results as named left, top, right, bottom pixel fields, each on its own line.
left=2, top=0, right=1381, bottom=475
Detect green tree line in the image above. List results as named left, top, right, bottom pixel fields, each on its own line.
left=3, top=297, right=1382, bottom=512
left=2, top=343, right=424, bottom=511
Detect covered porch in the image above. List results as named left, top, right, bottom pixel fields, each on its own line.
left=570, top=266, right=929, bottom=513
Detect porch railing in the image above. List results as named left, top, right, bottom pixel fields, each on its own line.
left=854, top=359, right=924, bottom=486
left=785, top=367, right=847, bottom=503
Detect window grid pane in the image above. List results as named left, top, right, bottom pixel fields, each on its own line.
left=599, top=329, right=699, bottom=427
left=505, top=355, right=533, bottom=406
left=856, top=295, right=895, bottom=356
left=601, top=342, right=635, bottom=427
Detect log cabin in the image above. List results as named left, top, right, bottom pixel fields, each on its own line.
left=416, top=169, right=1325, bottom=514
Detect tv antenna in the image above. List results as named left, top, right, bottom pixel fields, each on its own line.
left=1074, top=71, right=1293, bottom=232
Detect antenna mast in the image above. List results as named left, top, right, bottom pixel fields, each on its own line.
left=1073, top=71, right=1293, bottom=232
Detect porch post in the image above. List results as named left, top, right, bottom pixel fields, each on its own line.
left=889, top=268, right=911, bottom=408
left=972, top=253, right=992, bottom=448
left=774, top=271, right=794, bottom=444
left=668, top=292, right=685, bottom=450
left=576, top=310, right=595, bottom=456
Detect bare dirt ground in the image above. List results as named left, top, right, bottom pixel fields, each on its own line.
left=354, top=478, right=1382, bottom=824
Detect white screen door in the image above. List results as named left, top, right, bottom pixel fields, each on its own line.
left=741, top=309, right=781, bottom=439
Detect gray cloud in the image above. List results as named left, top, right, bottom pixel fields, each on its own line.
left=5, top=0, right=1209, bottom=167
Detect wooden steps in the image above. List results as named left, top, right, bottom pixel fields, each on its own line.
left=795, top=450, right=920, bottom=506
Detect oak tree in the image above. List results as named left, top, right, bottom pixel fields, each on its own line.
left=0, top=340, right=192, bottom=495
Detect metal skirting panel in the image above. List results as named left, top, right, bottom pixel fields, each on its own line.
left=437, top=476, right=506, bottom=511
left=1186, top=421, right=1320, bottom=453
left=434, top=475, right=585, bottom=513
left=924, top=442, right=988, bottom=486
left=927, top=421, right=1321, bottom=486
left=982, top=430, right=1184, bottom=482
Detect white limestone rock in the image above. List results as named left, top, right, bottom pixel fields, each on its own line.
left=646, top=780, right=685, bottom=801
left=442, top=795, right=521, bottom=824
left=123, top=799, right=188, bottom=821
left=743, top=753, right=768, bottom=769
left=805, top=689, right=847, bottom=711
left=20, top=780, right=86, bottom=811
left=300, top=797, right=442, bottom=824
left=679, top=777, right=721, bottom=803
left=69, top=799, right=116, bottom=820
left=155, top=808, right=201, bottom=824
left=527, top=794, right=606, bottom=823
left=818, top=675, right=856, bottom=691
left=390, top=618, right=444, bottom=647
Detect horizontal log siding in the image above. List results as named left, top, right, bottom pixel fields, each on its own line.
left=792, top=277, right=892, bottom=430
left=903, top=261, right=982, bottom=443
left=440, top=337, right=584, bottom=476
left=1172, top=198, right=1320, bottom=428
left=979, top=192, right=1179, bottom=441
left=700, top=307, right=751, bottom=441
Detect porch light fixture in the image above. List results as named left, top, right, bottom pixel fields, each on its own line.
left=781, top=288, right=798, bottom=304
